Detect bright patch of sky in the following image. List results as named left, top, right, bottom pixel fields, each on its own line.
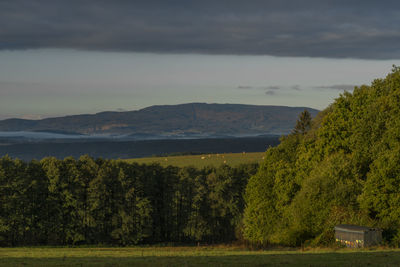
left=0, top=49, right=398, bottom=119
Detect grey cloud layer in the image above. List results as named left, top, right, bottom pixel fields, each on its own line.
left=265, top=90, right=276, bottom=96
left=238, top=85, right=281, bottom=90
left=1, top=0, right=400, bottom=59
left=315, top=84, right=357, bottom=91
left=265, top=86, right=281, bottom=90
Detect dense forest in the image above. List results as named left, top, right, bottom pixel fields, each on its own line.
left=3, top=68, right=400, bottom=247
left=0, top=155, right=257, bottom=246
left=243, top=67, right=400, bottom=246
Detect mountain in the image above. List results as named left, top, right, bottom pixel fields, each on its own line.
left=0, top=103, right=319, bottom=138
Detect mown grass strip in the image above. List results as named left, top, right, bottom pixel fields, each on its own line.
left=1, top=246, right=400, bottom=266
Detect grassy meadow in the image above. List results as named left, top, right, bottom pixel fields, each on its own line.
left=125, top=152, right=265, bottom=168
left=1, top=246, right=400, bottom=266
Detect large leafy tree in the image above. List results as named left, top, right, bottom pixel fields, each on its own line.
left=244, top=67, right=400, bottom=246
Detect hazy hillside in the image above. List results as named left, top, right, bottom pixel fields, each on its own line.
left=0, top=103, right=319, bottom=137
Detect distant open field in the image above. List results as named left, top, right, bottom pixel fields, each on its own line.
left=1, top=246, right=400, bottom=266
left=125, top=152, right=265, bottom=168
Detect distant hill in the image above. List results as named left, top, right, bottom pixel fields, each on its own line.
left=0, top=103, right=319, bottom=137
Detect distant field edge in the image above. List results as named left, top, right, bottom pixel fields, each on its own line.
left=0, top=135, right=279, bottom=161
left=125, top=151, right=266, bottom=167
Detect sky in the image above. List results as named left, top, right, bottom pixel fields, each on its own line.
left=1, top=0, right=400, bottom=119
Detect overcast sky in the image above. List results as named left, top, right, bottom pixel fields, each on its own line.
left=1, top=0, right=400, bottom=119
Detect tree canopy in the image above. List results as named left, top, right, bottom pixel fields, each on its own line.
left=244, top=66, right=400, bottom=246
left=0, top=156, right=257, bottom=246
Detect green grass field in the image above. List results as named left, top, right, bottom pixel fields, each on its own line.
left=125, top=152, right=265, bottom=168
left=1, top=246, right=400, bottom=266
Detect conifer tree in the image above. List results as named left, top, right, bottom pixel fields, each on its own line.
left=292, top=109, right=312, bottom=135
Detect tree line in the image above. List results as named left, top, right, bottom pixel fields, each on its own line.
left=0, top=155, right=257, bottom=246
left=243, top=67, right=400, bottom=246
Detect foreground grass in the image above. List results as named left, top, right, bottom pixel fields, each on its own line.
left=125, top=152, right=265, bottom=168
left=1, top=246, right=400, bottom=266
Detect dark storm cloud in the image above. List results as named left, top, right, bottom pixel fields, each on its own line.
left=315, top=84, right=357, bottom=91
left=1, top=0, right=400, bottom=59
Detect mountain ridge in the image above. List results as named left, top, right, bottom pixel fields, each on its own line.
left=0, top=103, right=319, bottom=137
